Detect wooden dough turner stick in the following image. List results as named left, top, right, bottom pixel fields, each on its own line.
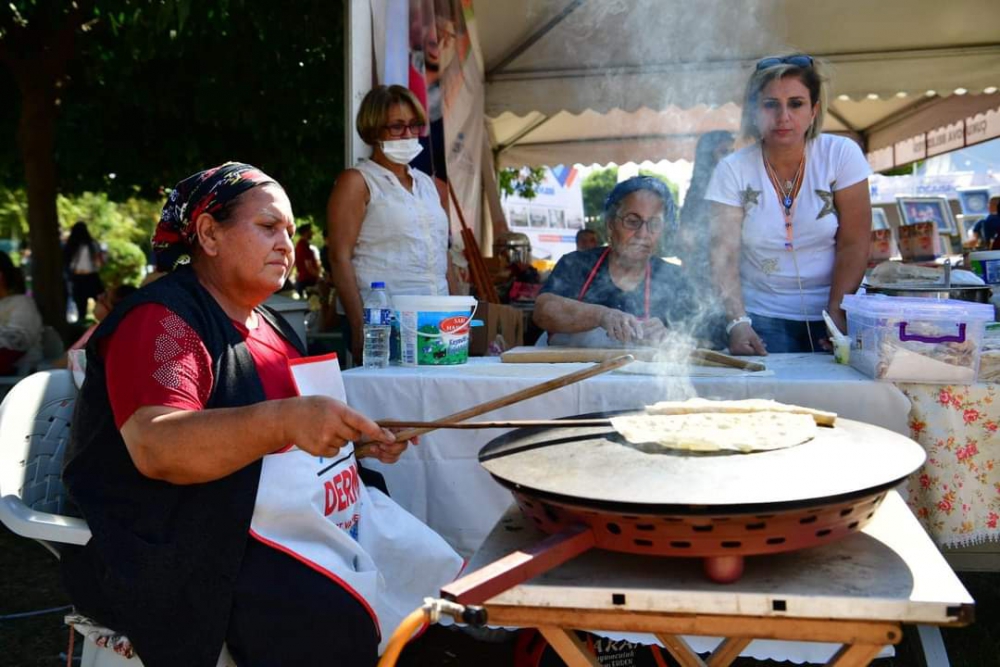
left=387, top=354, right=634, bottom=443
left=378, top=419, right=613, bottom=430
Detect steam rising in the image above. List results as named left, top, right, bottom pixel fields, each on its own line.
left=519, top=0, right=790, bottom=408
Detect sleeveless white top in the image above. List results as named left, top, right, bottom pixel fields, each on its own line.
left=344, top=159, right=449, bottom=308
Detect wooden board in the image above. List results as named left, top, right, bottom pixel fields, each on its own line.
left=500, top=346, right=766, bottom=372
left=501, top=346, right=662, bottom=363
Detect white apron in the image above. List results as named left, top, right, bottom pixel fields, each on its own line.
left=248, top=353, right=463, bottom=653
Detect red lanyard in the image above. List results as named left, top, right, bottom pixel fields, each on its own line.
left=577, top=247, right=651, bottom=319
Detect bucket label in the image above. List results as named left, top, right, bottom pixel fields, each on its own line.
left=970, top=257, right=1000, bottom=285
left=438, top=316, right=470, bottom=334
left=399, top=308, right=471, bottom=366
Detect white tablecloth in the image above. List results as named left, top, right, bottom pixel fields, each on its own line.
left=344, top=354, right=911, bottom=558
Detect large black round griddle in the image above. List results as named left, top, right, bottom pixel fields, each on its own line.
left=480, top=410, right=925, bottom=513
left=439, top=410, right=927, bottom=596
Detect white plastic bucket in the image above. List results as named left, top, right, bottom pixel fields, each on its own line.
left=393, top=295, right=478, bottom=366
left=969, top=250, right=1000, bottom=285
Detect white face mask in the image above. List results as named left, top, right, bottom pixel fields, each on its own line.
left=380, top=138, right=423, bottom=165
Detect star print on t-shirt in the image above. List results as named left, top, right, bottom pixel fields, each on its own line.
left=816, top=180, right=837, bottom=219
left=740, top=184, right=761, bottom=212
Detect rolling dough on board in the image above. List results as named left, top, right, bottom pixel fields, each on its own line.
left=645, top=397, right=837, bottom=427
left=610, top=411, right=819, bottom=453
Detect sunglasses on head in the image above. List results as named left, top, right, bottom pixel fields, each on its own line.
left=756, top=55, right=814, bottom=71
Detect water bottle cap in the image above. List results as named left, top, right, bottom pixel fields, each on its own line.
left=371, top=281, right=386, bottom=289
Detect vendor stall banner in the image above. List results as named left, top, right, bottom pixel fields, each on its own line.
left=895, top=134, right=927, bottom=165
left=966, top=104, right=1000, bottom=147
left=868, top=172, right=993, bottom=206
left=867, top=146, right=894, bottom=173
left=439, top=0, right=484, bottom=232
left=927, top=121, right=966, bottom=158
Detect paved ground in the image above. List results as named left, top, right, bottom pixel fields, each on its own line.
left=2, top=524, right=997, bottom=666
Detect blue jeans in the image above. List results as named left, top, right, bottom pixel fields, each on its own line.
left=748, top=312, right=827, bottom=353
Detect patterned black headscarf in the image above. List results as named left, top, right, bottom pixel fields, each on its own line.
left=153, top=162, right=279, bottom=270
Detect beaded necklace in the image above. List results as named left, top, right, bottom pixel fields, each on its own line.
left=763, top=150, right=806, bottom=250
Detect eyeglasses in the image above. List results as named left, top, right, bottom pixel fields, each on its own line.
left=382, top=122, right=427, bottom=137
left=756, top=54, right=814, bottom=71
left=615, top=213, right=664, bottom=233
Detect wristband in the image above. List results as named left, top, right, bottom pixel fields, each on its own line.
left=725, top=315, right=753, bottom=336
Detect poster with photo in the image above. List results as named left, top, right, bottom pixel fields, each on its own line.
left=956, top=187, right=992, bottom=216
left=897, top=196, right=957, bottom=235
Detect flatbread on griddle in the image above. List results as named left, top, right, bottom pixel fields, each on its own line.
left=610, top=412, right=818, bottom=453
left=645, top=398, right=836, bottom=427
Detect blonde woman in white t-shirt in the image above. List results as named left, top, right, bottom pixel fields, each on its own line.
left=327, top=85, right=451, bottom=362
left=706, top=55, right=872, bottom=355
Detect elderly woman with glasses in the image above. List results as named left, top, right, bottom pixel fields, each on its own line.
left=706, top=54, right=872, bottom=355
left=533, top=176, right=696, bottom=346
left=327, top=85, right=452, bottom=363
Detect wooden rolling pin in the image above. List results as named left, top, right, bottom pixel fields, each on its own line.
left=378, top=418, right=614, bottom=430
left=387, top=354, right=634, bottom=443
left=500, top=346, right=766, bottom=372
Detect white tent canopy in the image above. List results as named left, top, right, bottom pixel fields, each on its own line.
left=476, top=0, right=1000, bottom=168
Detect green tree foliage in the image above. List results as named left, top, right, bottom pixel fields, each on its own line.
left=581, top=166, right=618, bottom=222
left=637, top=169, right=680, bottom=212
left=4, top=184, right=160, bottom=283
left=0, top=187, right=28, bottom=239
left=1, top=1, right=347, bottom=330
left=497, top=166, right=547, bottom=200
left=101, top=237, right=147, bottom=287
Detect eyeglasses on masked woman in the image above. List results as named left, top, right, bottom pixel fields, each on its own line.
left=382, top=121, right=427, bottom=137
left=755, top=54, right=813, bottom=71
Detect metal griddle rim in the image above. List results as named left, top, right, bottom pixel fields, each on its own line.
left=488, top=473, right=908, bottom=517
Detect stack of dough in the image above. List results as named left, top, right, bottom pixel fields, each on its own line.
left=609, top=399, right=837, bottom=454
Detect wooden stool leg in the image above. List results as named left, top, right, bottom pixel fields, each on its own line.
left=537, top=626, right=601, bottom=667
left=707, top=637, right=752, bottom=667
left=655, top=634, right=708, bottom=667
left=826, top=643, right=886, bottom=666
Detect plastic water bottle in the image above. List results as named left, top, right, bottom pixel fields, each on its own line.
left=362, top=282, right=391, bottom=369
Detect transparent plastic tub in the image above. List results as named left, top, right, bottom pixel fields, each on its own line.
left=841, top=294, right=995, bottom=383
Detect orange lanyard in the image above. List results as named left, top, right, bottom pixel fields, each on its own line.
left=577, top=247, right=651, bottom=319
left=764, top=153, right=805, bottom=251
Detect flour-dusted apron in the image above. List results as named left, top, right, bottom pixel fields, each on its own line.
left=248, top=353, right=463, bottom=653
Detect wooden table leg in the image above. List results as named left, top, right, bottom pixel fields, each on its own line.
left=826, top=643, right=886, bottom=666
left=537, top=626, right=601, bottom=667
left=707, top=637, right=753, bottom=667
left=655, top=634, right=708, bottom=667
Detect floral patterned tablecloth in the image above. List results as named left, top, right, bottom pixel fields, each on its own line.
left=898, top=382, right=1000, bottom=548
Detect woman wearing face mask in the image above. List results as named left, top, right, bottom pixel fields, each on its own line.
left=706, top=55, right=871, bottom=355
left=327, top=85, right=451, bottom=363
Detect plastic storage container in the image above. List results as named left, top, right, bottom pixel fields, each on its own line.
left=841, top=294, right=995, bottom=384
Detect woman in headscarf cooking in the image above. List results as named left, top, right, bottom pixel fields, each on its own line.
left=61, top=162, right=461, bottom=667
left=533, top=176, right=696, bottom=347
left=706, top=55, right=872, bottom=355
left=327, top=85, right=452, bottom=362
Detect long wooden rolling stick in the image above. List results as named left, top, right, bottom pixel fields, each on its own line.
left=378, top=418, right=614, bottom=430
left=389, top=354, right=634, bottom=443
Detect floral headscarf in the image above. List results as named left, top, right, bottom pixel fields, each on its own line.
left=152, top=162, right=278, bottom=271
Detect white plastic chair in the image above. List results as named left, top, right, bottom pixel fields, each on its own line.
left=0, top=370, right=90, bottom=555
left=0, top=370, right=235, bottom=666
